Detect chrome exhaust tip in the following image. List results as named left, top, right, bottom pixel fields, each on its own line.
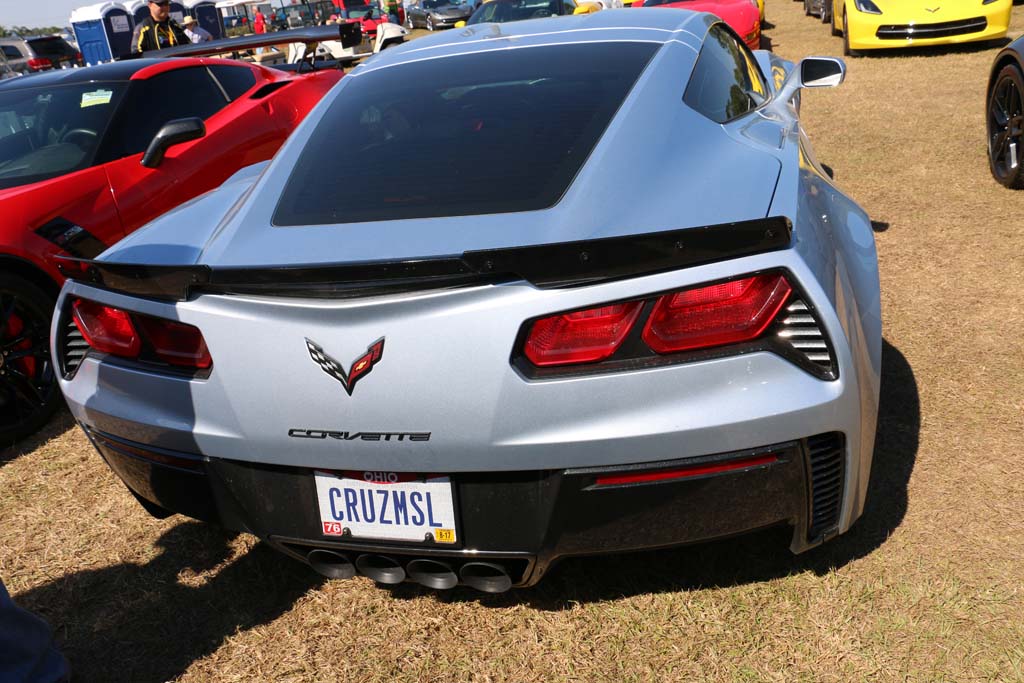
left=355, top=554, right=406, bottom=584
left=307, top=549, right=356, bottom=580
left=407, top=559, right=458, bottom=590
left=459, top=562, right=512, bottom=594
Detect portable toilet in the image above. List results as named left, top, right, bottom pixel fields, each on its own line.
left=168, top=1, right=188, bottom=24
left=123, top=0, right=149, bottom=26
left=70, top=2, right=135, bottom=65
left=184, top=0, right=223, bottom=38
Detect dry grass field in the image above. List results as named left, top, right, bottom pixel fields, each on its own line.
left=3, top=5, right=1024, bottom=681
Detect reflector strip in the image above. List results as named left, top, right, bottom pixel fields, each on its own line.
left=593, top=454, right=778, bottom=487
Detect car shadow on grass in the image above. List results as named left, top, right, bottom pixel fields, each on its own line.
left=14, top=522, right=324, bottom=683
left=400, top=338, right=919, bottom=608
left=0, top=406, right=76, bottom=468
left=851, top=37, right=1011, bottom=59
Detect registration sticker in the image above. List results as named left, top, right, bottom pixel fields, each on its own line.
left=81, top=89, right=113, bottom=108
left=314, top=471, right=457, bottom=544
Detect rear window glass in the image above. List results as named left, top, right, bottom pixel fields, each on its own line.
left=273, top=42, right=658, bottom=226
left=27, top=37, right=77, bottom=60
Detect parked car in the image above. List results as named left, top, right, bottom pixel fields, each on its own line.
left=464, top=0, right=598, bottom=25
left=0, top=56, right=341, bottom=445
left=826, top=0, right=1011, bottom=56
left=986, top=35, right=1024, bottom=189
left=53, top=10, right=880, bottom=593
left=0, top=36, right=80, bottom=75
left=406, top=0, right=474, bottom=30
left=634, top=0, right=761, bottom=49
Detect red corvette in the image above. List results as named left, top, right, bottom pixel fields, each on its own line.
left=635, top=0, right=761, bottom=49
left=0, top=57, right=340, bottom=444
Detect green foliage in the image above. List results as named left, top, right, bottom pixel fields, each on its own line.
left=0, top=25, right=67, bottom=38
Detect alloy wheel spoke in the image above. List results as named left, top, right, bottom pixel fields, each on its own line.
left=5, top=368, right=45, bottom=407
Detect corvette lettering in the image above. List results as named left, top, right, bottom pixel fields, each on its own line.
left=288, top=429, right=431, bottom=442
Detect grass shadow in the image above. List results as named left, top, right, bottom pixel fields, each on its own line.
left=398, top=338, right=918, bottom=608
left=852, top=37, right=1011, bottom=59
left=14, top=522, right=324, bottom=683
left=0, top=406, right=75, bottom=468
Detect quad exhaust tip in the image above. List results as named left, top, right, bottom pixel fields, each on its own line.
left=459, top=562, right=513, bottom=594
left=307, top=549, right=356, bottom=580
left=407, top=559, right=459, bottom=590
left=305, top=550, right=513, bottom=593
left=355, top=554, right=407, bottom=584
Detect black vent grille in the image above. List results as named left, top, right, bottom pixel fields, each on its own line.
left=876, top=17, right=986, bottom=40
left=60, top=316, right=88, bottom=379
left=806, top=432, right=845, bottom=540
left=775, top=299, right=836, bottom=379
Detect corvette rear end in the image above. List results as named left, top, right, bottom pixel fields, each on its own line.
left=53, top=11, right=880, bottom=592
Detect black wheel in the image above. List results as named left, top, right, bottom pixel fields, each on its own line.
left=0, top=274, right=61, bottom=446
left=988, top=64, right=1024, bottom=188
left=426, top=15, right=434, bottom=30
left=842, top=10, right=860, bottom=56
left=830, top=1, right=841, bottom=35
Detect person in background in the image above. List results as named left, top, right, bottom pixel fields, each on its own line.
left=182, top=16, right=213, bottom=43
left=131, top=0, right=189, bottom=53
left=0, top=579, right=69, bottom=683
left=253, top=8, right=267, bottom=34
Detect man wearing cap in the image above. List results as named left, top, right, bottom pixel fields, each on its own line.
left=131, top=0, right=189, bottom=54
left=182, top=16, right=213, bottom=43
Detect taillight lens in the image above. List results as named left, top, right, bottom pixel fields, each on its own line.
left=136, top=317, right=212, bottom=369
left=642, top=273, right=791, bottom=353
left=524, top=301, right=643, bottom=366
left=27, top=58, right=50, bottom=71
left=71, top=298, right=211, bottom=370
left=72, top=299, right=141, bottom=357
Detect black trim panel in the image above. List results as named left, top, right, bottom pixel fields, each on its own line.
left=35, top=217, right=107, bottom=259
left=56, top=216, right=792, bottom=301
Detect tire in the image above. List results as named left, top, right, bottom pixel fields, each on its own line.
left=842, top=10, right=860, bottom=56
left=406, top=13, right=414, bottom=28
left=426, top=15, right=434, bottom=30
left=821, top=0, right=831, bottom=23
left=987, top=64, right=1024, bottom=188
left=804, top=0, right=812, bottom=15
left=0, top=273, right=61, bottom=446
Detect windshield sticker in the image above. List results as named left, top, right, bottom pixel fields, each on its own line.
left=81, top=89, right=113, bottom=108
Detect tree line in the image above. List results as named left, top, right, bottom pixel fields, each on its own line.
left=0, top=25, right=66, bottom=38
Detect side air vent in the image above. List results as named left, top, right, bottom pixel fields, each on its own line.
left=250, top=81, right=290, bottom=99
left=806, top=432, right=845, bottom=541
left=60, top=315, right=88, bottom=379
left=774, top=298, right=837, bottom=380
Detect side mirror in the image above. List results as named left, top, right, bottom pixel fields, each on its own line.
left=800, top=57, right=845, bottom=88
left=772, top=56, right=845, bottom=108
left=140, top=117, right=205, bottom=168
left=337, top=19, right=362, bottom=47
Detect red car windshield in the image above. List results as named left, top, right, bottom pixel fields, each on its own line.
left=0, top=82, right=124, bottom=190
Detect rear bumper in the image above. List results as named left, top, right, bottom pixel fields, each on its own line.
left=86, top=426, right=846, bottom=587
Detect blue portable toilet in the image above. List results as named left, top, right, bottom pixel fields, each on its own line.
left=168, top=1, right=188, bottom=24
left=122, top=0, right=149, bottom=26
left=185, top=0, right=224, bottom=38
left=70, top=2, right=135, bottom=65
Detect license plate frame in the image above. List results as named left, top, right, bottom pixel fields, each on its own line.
left=313, top=471, right=459, bottom=545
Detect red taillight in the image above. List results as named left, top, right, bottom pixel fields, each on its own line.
left=27, top=58, right=51, bottom=71
left=594, top=454, right=778, bottom=487
left=642, top=273, right=791, bottom=354
left=524, top=301, right=643, bottom=366
left=71, top=298, right=211, bottom=370
left=136, top=317, right=212, bottom=369
left=72, top=299, right=141, bottom=357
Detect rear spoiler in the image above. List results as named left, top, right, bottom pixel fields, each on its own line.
left=155, top=23, right=362, bottom=59
left=56, top=217, right=792, bottom=302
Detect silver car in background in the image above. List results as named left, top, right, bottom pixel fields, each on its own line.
left=54, top=10, right=880, bottom=593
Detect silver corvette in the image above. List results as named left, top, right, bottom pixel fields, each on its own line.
left=53, top=10, right=880, bottom=592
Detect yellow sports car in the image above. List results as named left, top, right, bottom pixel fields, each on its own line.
left=828, top=0, right=1011, bottom=55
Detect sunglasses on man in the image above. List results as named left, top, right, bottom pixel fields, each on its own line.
left=150, top=1, right=171, bottom=5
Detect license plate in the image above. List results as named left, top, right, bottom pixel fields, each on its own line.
left=314, top=471, right=457, bottom=544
